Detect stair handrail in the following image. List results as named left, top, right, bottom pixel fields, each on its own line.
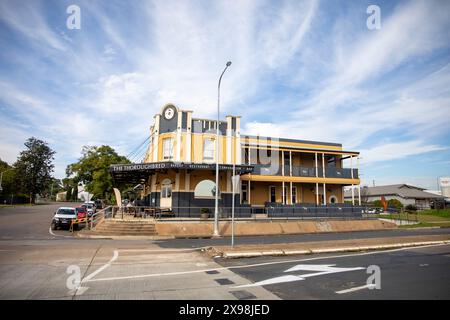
left=89, top=206, right=112, bottom=230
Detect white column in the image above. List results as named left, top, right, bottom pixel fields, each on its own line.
left=323, top=183, right=326, bottom=205
left=357, top=156, right=361, bottom=205
left=281, top=151, right=285, bottom=176
left=282, top=181, right=285, bottom=204
left=315, top=153, right=319, bottom=205
left=316, top=182, right=319, bottom=205
left=248, top=179, right=251, bottom=205
left=315, top=153, right=318, bottom=177
left=322, top=153, right=325, bottom=177
left=350, top=156, right=355, bottom=205
left=358, top=185, right=361, bottom=205
left=290, top=181, right=293, bottom=205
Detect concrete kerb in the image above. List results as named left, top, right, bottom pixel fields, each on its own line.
left=217, top=240, right=450, bottom=259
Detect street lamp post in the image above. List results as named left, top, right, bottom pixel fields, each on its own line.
left=213, top=61, right=232, bottom=237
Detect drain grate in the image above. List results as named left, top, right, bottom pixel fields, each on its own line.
left=215, top=278, right=235, bottom=285
left=205, top=270, right=220, bottom=275
left=230, top=290, right=257, bottom=300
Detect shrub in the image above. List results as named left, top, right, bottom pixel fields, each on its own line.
left=405, top=204, right=417, bottom=211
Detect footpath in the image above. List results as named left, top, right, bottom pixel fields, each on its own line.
left=208, top=234, right=450, bottom=258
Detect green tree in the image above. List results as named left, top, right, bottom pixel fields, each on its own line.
left=387, top=198, right=403, bottom=209
left=13, top=138, right=56, bottom=203
left=66, top=146, right=130, bottom=200
left=0, top=158, right=16, bottom=196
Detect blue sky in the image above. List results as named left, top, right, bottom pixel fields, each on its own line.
left=0, top=0, right=449, bottom=190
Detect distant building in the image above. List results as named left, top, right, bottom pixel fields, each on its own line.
left=344, top=184, right=444, bottom=209
left=55, top=191, right=67, bottom=202
left=439, top=177, right=450, bottom=198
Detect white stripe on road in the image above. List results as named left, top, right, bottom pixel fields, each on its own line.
left=48, top=226, right=74, bottom=238
left=119, top=247, right=206, bottom=253
left=336, top=284, right=376, bottom=294
left=85, top=243, right=449, bottom=283
left=82, top=250, right=119, bottom=283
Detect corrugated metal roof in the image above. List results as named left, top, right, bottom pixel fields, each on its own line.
left=344, top=184, right=444, bottom=199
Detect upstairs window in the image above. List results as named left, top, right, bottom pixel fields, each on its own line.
left=163, top=138, right=173, bottom=160
left=203, top=138, right=215, bottom=161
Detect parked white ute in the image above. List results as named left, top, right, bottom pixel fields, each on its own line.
left=51, top=207, right=77, bottom=230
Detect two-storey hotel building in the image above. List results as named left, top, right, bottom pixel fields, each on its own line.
left=111, top=104, right=361, bottom=216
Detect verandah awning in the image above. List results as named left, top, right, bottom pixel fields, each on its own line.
left=110, top=161, right=254, bottom=184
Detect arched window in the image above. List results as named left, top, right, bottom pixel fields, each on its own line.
left=194, top=180, right=218, bottom=199
left=161, top=179, right=172, bottom=198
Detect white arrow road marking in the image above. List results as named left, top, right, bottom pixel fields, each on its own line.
left=233, top=264, right=364, bottom=288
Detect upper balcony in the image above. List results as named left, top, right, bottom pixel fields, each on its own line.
left=251, top=164, right=358, bottom=179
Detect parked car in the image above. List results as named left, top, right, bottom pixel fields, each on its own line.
left=75, top=206, right=87, bottom=220
left=83, top=202, right=95, bottom=217
left=94, top=199, right=104, bottom=210
left=51, top=207, right=77, bottom=230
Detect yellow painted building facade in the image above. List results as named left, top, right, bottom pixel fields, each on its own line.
left=111, top=104, right=361, bottom=215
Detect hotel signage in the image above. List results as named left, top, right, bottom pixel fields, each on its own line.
left=111, top=162, right=253, bottom=172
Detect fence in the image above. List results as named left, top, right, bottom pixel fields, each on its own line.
left=104, top=204, right=371, bottom=221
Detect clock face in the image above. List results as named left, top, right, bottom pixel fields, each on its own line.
left=164, top=107, right=175, bottom=120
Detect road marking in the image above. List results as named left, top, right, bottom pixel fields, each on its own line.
left=82, top=250, right=119, bottom=283
left=49, top=227, right=56, bottom=237
left=70, top=250, right=119, bottom=297
left=119, top=247, right=206, bottom=253
left=234, top=264, right=365, bottom=288
left=336, top=284, right=376, bottom=294
left=85, top=243, right=448, bottom=283
left=48, top=226, right=75, bottom=238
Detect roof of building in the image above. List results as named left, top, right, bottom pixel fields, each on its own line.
left=344, top=184, right=444, bottom=199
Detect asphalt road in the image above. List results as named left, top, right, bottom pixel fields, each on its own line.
left=0, top=202, right=80, bottom=240
left=1, top=203, right=449, bottom=300
left=157, top=228, right=450, bottom=248
left=216, top=244, right=450, bottom=299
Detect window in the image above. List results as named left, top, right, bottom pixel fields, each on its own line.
left=269, top=186, right=276, bottom=203
left=203, top=138, right=215, bottom=161
left=163, top=138, right=173, bottom=160
left=329, top=195, right=337, bottom=204
left=241, top=183, right=248, bottom=203
left=292, top=186, right=297, bottom=204
left=194, top=180, right=218, bottom=198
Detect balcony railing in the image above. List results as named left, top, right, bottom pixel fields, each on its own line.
left=251, top=164, right=358, bottom=179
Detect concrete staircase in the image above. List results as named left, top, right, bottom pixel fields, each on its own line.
left=89, top=220, right=158, bottom=236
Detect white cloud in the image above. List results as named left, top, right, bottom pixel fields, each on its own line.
left=358, top=140, right=446, bottom=165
